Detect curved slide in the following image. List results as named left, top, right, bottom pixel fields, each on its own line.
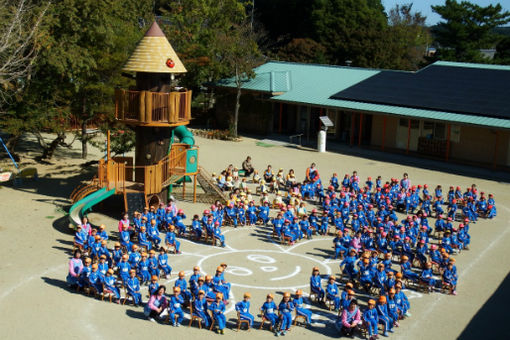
left=68, top=187, right=116, bottom=228
left=173, top=125, right=195, bottom=146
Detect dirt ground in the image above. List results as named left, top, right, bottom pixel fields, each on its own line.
left=0, top=133, right=509, bottom=340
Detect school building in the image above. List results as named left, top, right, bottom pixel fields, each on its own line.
left=211, top=60, right=510, bottom=169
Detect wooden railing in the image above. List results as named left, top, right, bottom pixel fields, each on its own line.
left=115, top=89, right=192, bottom=125
left=97, top=144, right=198, bottom=197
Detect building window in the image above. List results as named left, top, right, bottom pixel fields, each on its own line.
left=399, top=118, right=419, bottom=129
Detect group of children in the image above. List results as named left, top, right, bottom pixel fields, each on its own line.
left=66, top=161, right=498, bottom=337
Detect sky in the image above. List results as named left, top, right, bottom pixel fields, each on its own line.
left=381, top=0, right=510, bottom=25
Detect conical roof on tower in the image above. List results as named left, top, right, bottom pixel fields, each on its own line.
left=123, top=21, right=187, bottom=74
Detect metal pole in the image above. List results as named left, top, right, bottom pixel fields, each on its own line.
left=406, top=119, right=411, bottom=155
left=358, top=113, right=363, bottom=146
left=0, top=136, right=20, bottom=171
left=382, top=116, right=387, bottom=151
left=446, top=124, right=451, bottom=162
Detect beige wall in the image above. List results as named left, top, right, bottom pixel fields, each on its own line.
left=371, top=114, right=398, bottom=149
left=450, top=126, right=510, bottom=166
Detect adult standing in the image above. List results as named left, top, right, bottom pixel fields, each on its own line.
left=66, top=249, right=83, bottom=288
left=242, top=156, right=254, bottom=177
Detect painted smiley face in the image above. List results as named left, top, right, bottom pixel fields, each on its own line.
left=196, top=249, right=331, bottom=290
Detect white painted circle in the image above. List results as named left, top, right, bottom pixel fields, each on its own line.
left=260, top=266, right=278, bottom=272
left=246, top=254, right=276, bottom=264
left=225, top=266, right=253, bottom=276
left=196, top=249, right=331, bottom=290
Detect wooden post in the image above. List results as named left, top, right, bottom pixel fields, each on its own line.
left=493, top=130, right=499, bottom=169
left=358, top=113, right=363, bottom=146
left=107, top=130, right=111, bottom=160
left=406, top=119, right=411, bottom=154
left=446, top=124, right=451, bottom=162
left=145, top=91, right=152, bottom=123
left=139, top=91, right=146, bottom=123
left=182, top=175, right=186, bottom=199
left=279, top=103, right=283, bottom=133
left=350, top=113, right=355, bottom=146
left=382, top=116, right=387, bottom=151
left=193, top=174, right=197, bottom=203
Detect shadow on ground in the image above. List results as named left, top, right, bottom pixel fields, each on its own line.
left=458, top=271, right=510, bottom=340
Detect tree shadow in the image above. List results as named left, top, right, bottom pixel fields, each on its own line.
left=458, top=271, right=510, bottom=339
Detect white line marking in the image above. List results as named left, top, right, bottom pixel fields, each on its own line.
left=271, top=266, right=301, bottom=281
left=0, top=264, right=65, bottom=304
left=407, top=205, right=510, bottom=336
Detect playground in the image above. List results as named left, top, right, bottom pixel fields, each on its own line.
left=0, top=18, right=509, bottom=340
left=0, top=132, right=509, bottom=339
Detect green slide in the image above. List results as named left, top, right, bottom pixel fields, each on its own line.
left=69, top=187, right=116, bottom=228
left=173, top=125, right=195, bottom=146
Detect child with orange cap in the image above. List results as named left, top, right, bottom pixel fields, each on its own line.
left=126, top=269, right=142, bottom=306
left=363, top=299, right=379, bottom=340
left=277, top=292, right=294, bottom=336
left=192, top=290, right=211, bottom=327
left=386, top=288, right=400, bottom=327
left=293, top=289, right=313, bottom=325
left=261, top=293, right=278, bottom=329
left=326, top=276, right=341, bottom=311
left=210, top=292, right=227, bottom=334
left=310, top=267, right=325, bottom=302
left=157, top=247, right=172, bottom=278
left=376, top=295, right=393, bottom=336
left=88, top=263, right=103, bottom=294
left=175, top=271, right=191, bottom=301
left=235, top=292, right=254, bottom=327
left=442, top=262, right=458, bottom=295
left=168, top=286, right=185, bottom=326
left=400, top=256, right=419, bottom=281
left=165, top=225, right=181, bottom=254
left=148, top=275, right=159, bottom=296
left=103, top=269, right=121, bottom=303
left=79, top=257, right=92, bottom=289
left=138, top=252, right=151, bottom=285
left=189, top=266, right=201, bottom=297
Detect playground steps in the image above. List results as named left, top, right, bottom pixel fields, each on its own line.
left=70, top=182, right=100, bottom=203
left=126, top=192, right=146, bottom=216
left=161, top=174, right=184, bottom=187
left=196, top=166, right=228, bottom=204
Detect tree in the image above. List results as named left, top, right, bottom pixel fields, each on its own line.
left=310, top=0, right=388, bottom=66
left=276, top=38, right=327, bottom=64
left=385, top=4, right=430, bottom=70
left=215, top=22, right=262, bottom=137
left=0, top=0, right=48, bottom=108
left=432, top=0, right=510, bottom=62
left=494, top=36, right=510, bottom=64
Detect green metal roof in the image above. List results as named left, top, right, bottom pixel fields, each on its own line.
left=213, top=60, right=510, bottom=130
left=431, top=60, right=510, bottom=71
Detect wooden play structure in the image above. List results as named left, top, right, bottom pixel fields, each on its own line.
left=69, top=22, right=203, bottom=227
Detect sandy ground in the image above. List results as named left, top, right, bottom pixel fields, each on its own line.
left=0, top=133, right=509, bottom=340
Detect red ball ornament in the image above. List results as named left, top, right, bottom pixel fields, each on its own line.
left=166, top=58, right=175, bottom=68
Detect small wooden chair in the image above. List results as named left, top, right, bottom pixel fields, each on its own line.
left=236, top=311, right=250, bottom=331
left=308, top=289, right=319, bottom=303
left=259, top=309, right=273, bottom=331
left=188, top=301, right=203, bottom=329
left=209, top=310, right=216, bottom=331
left=165, top=242, right=177, bottom=254
left=101, top=284, right=114, bottom=302
left=325, top=296, right=336, bottom=311
left=292, top=309, right=307, bottom=326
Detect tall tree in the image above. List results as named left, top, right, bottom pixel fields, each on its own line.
left=310, top=0, right=388, bottom=66
left=432, top=0, right=510, bottom=62
left=215, top=21, right=261, bottom=137
left=385, top=4, right=430, bottom=70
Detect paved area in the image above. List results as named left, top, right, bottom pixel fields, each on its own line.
left=0, top=134, right=509, bottom=339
